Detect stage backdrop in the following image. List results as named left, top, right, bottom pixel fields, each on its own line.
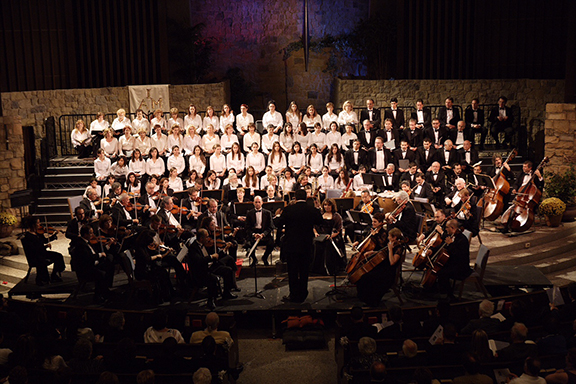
left=128, top=85, right=171, bottom=114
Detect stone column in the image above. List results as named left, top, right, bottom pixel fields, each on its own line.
left=0, top=115, right=26, bottom=219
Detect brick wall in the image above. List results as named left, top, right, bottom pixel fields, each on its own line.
left=545, top=103, right=576, bottom=173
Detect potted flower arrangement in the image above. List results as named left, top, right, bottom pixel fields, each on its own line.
left=539, top=197, right=566, bottom=227
left=544, top=164, right=576, bottom=222
left=0, top=211, right=17, bottom=238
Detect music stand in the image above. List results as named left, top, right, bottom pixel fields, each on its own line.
left=245, top=238, right=265, bottom=299
left=347, top=210, right=372, bottom=226
left=362, top=173, right=386, bottom=192
left=226, top=189, right=238, bottom=204
left=252, top=189, right=267, bottom=199
left=283, top=191, right=295, bottom=203
left=233, top=202, right=253, bottom=216
left=411, top=200, right=436, bottom=217
left=262, top=201, right=285, bottom=214
left=333, top=198, right=354, bottom=215
left=201, top=189, right=223, bottom=202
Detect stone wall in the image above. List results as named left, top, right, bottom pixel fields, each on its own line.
left=0, top=116, right=26, bottom=217
left=544, top=103, right=576, bottom=173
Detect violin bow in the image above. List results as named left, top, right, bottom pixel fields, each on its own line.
left=133, top=192, right=138, bottom=222
left=97, top=227, right=106, bottom=254
left=179, top=198, right=183, bottom=226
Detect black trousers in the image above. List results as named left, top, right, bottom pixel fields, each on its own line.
left=34, top=251, right=66, bottom=283
left=286, top=249, right=312, bottom=302
left=77, top=258, right=114, bottom=297
left=245, top=232, right=274, bottom=262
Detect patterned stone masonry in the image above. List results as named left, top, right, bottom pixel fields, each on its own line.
left=0, top=115, right=26, bottom=218
left=545, top=103, right=576, bottom=173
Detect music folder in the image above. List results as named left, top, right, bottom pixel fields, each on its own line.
left=262, top=201, right=285, bottom=214
left=398, top=159, right=410, bottom=171
left=233, top=202, right=253, bottom=216
left=384, top=140, right=395, bottom=150
left=201, top=189, right=223, bottom=202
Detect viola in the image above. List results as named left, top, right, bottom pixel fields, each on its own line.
left=125, top=202, right=147, bottom=211
left=482, top=149, right=517, bottom=220
left=36, top=225, right=62, bottom=235
left=360, top=196, right=379, bottom=214
left=385, top=200, right=407, bottom=224
left=90, top=235, right=115, bottom=246
left=215, top=225, right=238, bottom=237
left=193, top=197, right=209, bottom=206
left=158, top=224, right=179, bottom=235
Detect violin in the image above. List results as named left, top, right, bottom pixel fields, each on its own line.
left=385, top=199, right=407, bottom=224
left=158, top=224, right=179, bottom=234
left=193, top=197, right=209, bottom=206
left=36, top=225, right=62, bottom=235
left=89, top=235, right=115, bottom=246
left=215, top=225, right=238, bottom=237
left=205, top=236, right=231, bottom=251
left=360, top=196, right=379, bottom=214
left=125, top=202, right=147, bottom=211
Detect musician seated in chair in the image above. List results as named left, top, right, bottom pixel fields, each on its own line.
left=244, top=196, right=275, bottom=266
left=453, top=189, right=478, bottom=237
left=511, top=161, right=544, bottom=196
left=344, top=189, right=380, bottom=243
left=386, top=191, right=418, bottom=242
left=445, top=178, right=469, bottom=211
left=436, top=219, right=472, bottom=298
left=417, top=208, right=448, bottom=245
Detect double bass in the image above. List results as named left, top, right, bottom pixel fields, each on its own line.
left=501, top=157, right=548, bottom=232
left=482, top=149, right=517, bottom=220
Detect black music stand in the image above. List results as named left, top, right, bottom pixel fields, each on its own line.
left=347, top=210, right=372, bottom=226
left=362, top=173, right=386, bottom=192
left=252, top=189, right=267, bottom=199
left=411, top=200, right=435, bottom=217
left=262, top=201, right=285, bottom=214
left=245, top=237, right=265, bottom=300
left=201, top=189, right=223, bottom=202
left=333, top=198, right=355, bottom=217
left=233, top=202, right=253, bottom=216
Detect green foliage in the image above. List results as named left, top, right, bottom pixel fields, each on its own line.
left=544, top=165, right=576, bottom=205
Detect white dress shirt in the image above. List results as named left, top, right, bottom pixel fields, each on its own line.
left=146, top=157, right=165, bottom=176
left=184, top=115, right=203, bottom=132
left=261, top=134, right=279, bottom=154
left=279, top=133, right=295, bottom=152
left=167, top=117, right=184, bottom=132
left=322, top=112, right=338, bottom=130
left=183, top=135, right=201, bottom=154
left=226, top=152, right=245, bottom=173
left=167, top=134, right=184, bottom=154
left=134, top=136, right=152, bottom=156
left=201, top=135, right=220, bottom=152
left=235, top=113, right=254, bottom=133
left=246, top=152, right=266, bottom=174
left=220, top=134, right=239, bottom=152
left=243, top=132, right=261, bottom=153
left=203, top=116, right=220, bottom=133
left=119, top=134, right=136, bottom=153
left=302, top=115, right=322, bottom=129
left=100, top=138, right=119, bottom=157
left=326, top=131, right=342, bottom=147
left=337, top=111, right=359, bottom=126
left=71, top=130, right=91, bottom=147
left=90, top=119, right=109, bottom=134
left=167, top=154, right=185, bottom=174
left=189, top=155, right=206, bottom=175
left=150, top=117, right=166, bottom=131
left=210, top=154, right=227, bottom=174
left=129, top=159, right=146, bottom=175
left=132, top=117, right=150, bottom=135
left=268, top=153, right=287, bottom=174
left=94, top=157, right=111, bottom=178
left=309, top=132, right=326, bottom=149
left=151, top=133, right=168, bottom=153
left=288, top=153, right=306, bottom=172
left=112, top=117, right=132, bottom=132
left=168, top=177, right=183, bottom=192
left=286, top=112, right=301, bottom=128
left=340, top=132, right=358, bottom=151
left=262, top=111, right=283, bottom=129
left=308, top=153, right=323, bottom=173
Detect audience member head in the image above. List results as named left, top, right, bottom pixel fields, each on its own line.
left=510, top=322, right=528, bottom=343
left=109, top=311, right=125, bottom=330
left=358, top=337, right=377, bottom=356
left=470, top=329, right=491, bottom=362
left=136, top=370, right=155, bottom=384
left=402, top=339, right=418, bottom=358
left=462, top=353, right=481, bottom=375
left=72, top=338, right=93, bottom=361
left=161, top=337, right=178, bottom=356
left=201, top=335, right=217, bottom=356
left=479, top=299, right=494, bottom=318
left=389, top=305, right=403, bottom=323
left=96, top=371, right=119, bottom=384
left=151, top=309, right=168, bottom=331
left=350, top=306, right=364, bottom=323
left=205, top=312, right=220, bottom=332
left=443, top=323, right=457, bottom=343
left=370, top=361, right=386, bottom=383
left=524, top=357, right=541, bottom=377
left=193, top=367, right=212, bottom=384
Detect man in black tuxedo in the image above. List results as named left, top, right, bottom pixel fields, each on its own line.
left=465, top=98, right=486, bottom=149
left=244, top=196, right=275, bottom=266
left=359, top=98, right=381, bottom=129
left=180, top=187, right=204, bottom=230
left=437, top=97, right=461, bottom=131
left=368, top=137, right=393, bottom=174
left=411, top=99, right=432, bottom=130
left=80, top=188, right=103, bottom=221
left=382, top=164, right=401, bottom=192
left=274, top=189, right=323, bottom=303
left=413, top=173, right=433, bottom=200
left=512, top=160, right=544, bottom=195
left=381, top=118, right=401, bottom=149
left=400, top=162, right=419, bottom=187
left=457, top=140, right=479, bottom=174
left=138, top=182, right=161, bottom=226
left=263, top=185, right=282, bottom=202
left=450, top=121, right=474, bottom=148
left=383, top=97, right=405, bottom=130
left=344, top=140, right=368, bottom=176
left=425, top=162, right=447, bottom=207
left=65, top=207, right=87, bottom=241
left=436, top=219, right=472, bottom=297
left=393, top=140, right=417, bottom=173
left=416, top=138, right=438, bottom=172
left=438, top=140, right=459, bottom=176
left=488, top=96, right=514, bottom=148
left=197, top=198, right=228, bottom=231
left=403, top=118, right=424, bottom=150
left=111, top=194, right=140, bottom=228
left=467, top=165, right=489, bottom=199
left=386, top=191, right=418, bottom=242
left=425, top=118, right=448, bottom=149
left=358, top=120, right=380, bottom=151
left=489, top=155, right=515, bottom=181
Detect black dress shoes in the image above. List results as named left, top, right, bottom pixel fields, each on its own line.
left=222, top=292, right=238, bottom=300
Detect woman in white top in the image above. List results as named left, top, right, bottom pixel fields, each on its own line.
left=132, top=108, right=150, bottom=135
left=268, top=142, right=287, bottom=176
left=111, top=108, right=132, bottom=136
left=334, top=169, right=351, bottom=191
left=201, top=124, right=220, bottom=155
left=317, top=166, right=335, bottom=193
left=340, top=123, right=358, bottom=151
left=126, top=172, right=141, bottom=196
left=209, top=144, right=227, bottom=179
left=84, top=178, right=102, bottom=198
left=203, top=106, right=220, bottom=135
left=129, top=148, right=146, bottom=178
left=325, top=144, right=344, bottom=177
left=168, top=167, right=184, bottom=192
left=307, top=144, right=323, bottom=176
left=183, top=126, right=201, bottom=156
left=226, top=142, right=245, bottom=176
left=189, top=145, right=207, bottom=176
left=134, top=128, right=151, bottom=157
left=236, top=104, right=254, bottom=136
left=220, top=124, right=239, bottom=154
left=309, top=123, right=327, bottom=154
left=242, top=123, right=261, bottom=153
left=325, top=121, right=342, bottom=148
left=167, top=145, right=186, bottom=176
left=100, top=128, right=119, bottom=159
left=285, top=101, right=302, bottom=128
left=94, top=148, right=111, bottom=181
left=204, top=170, right=221, bottom=190
left=146, top=147, right=166, bottom=177
left=322, top=102, right=338, bottom=130
left=110, top=156, right=129, bottom=182
left=150, top=125, right=168, bottom=156
left=295, top=122, right=310, bottom=152
left=150, top=109, right=166, bottom=132
left=259, top=166, right=276, bottom=190
left=302, top=105, right=322, bottom=131
left=279, top=122, right=295, bottom=153
left=185, top=104, right=203, bottom=133
left=71, top=119, right=92, bottom=158
left=245, top=142, right=266, bottom=175
left=288, top=142, right=306, bottom=176
left=337, top=100, right=359, bottom=130
left=185, top=170, right=201, bottom=189
left=167, top=108, right=184, bottom=132
left=90, top=112, right=109, bottom=135
left=261, top=124, right=279, bottom=155
left=167, top=124, right=184, bottom=155
left=279, top=168, right=296, bottom=193
left=219, top=104, right=235, bottom=133
left=119, top=126, right=136, bottom=157
left=243, top=166, right=259, bottom=194
left=262, top=100, right=283, bottom=134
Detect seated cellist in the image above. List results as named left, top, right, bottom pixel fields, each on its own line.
left=435, top=219, right=472, bottom=299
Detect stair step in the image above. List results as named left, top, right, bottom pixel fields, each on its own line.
left=37, top=196, right=73, bottom=205
left=41, top=188, right=86, bottom=197
left=0, top=266, right=30, bottom=284
left=36, top=204, right=71, bottom=214
left=547, top=264, right=576, bottom=288
left=32, top=213, right=72, bottom=225
left=46, top=166, right=94, bottom=175
left=530, top=249, right=576, bottom=275
left=45, top=174, right=92, bottom=183
left=489, top=232, right=576, bottom=265
left=488, top=226, right=576, bottom=256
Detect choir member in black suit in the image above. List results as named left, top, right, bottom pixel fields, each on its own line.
left=464, top=98, right=486, bottom=149
left=438, top=140, right=459, bottom=175
left=400, top=163, right=419, bottom=188
left=411, top=99, right=432, bottom=130
left=450, top=121, right=474, bottom=148
left=358, top=120, right=380, bottom=151
left=403, top=118, right=424, bottom=150
left=359, top=98, right=381, bottom=129
left=425, top=118, right=448, bottom=149
left=263, top=185, right=282, bottom=202
left=344, top=140, right=368, bottom=176
left=368, top=137, right=393, bottom=174
left=244, top=196, right=275, bottom=266
left=488, top=96, right=514, bottom=148
left=413, top=173, right=433, bottom=200
left=425, top=162, right=447, bottom=207
left=436, top=219, right=472, bottom=297
left=512, top=160, right=544, bottom=194
left=381, top=118, right=402, bottom=149
left=416, top=138, right=439, bottom=172
left=457, top=140, right=479, bottom=174
left=383, top=98, right=405, bottom=130
left=437, top=97, right=461, bottom=131
left=382, top=164, right=401, bottom=192
left=393, top=140, right=417, bottom=173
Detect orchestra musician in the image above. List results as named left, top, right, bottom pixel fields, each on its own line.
left=180, top=187, right=204, bottom=230
left=65, top=207, right=88, bottom=241
left=343, top=189, right=379, bottom=244
left=244, top=196, right=275, bottom=266
left=137, top=182, right=160, bottom=226
left=416, top=208, right=448, bottom=245
left=436, top=219, right=472, bottom=298
left=386, top=191, right=418, bottom=242
left=157, top=196, right=186, bottom=250
left=453, top=188, right=478, bottom=237
left=425, top=162, right=446, bottom=207
left=444, top=178, right=468, bottom=210
left=412, top=172, right=433, bottom=200
left=80, top=188, right=103, bottom=221
left=311, top=198, right=346, bottom=276
left=467, top=165, right=489, bottom=199
left=511, top=160, right=544, bottom=196
left=111, top=193, right=140, bottom=228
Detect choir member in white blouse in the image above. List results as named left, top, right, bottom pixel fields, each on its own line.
left=129, top=149, right=146, bottom=178
left=334, top=169, right=350, bottom=190
left=150, top=109, right=166, bottom=132
left=242, top=123, right=261, bottom=153
left=150, top=125, right=169, bottom=156
left=353, top=166, right=372, bottom=191
left=220, top=124, right=239, bottom=155
left=111, top=108, right=132, bottom=136
left=203, top=106, right=220, bottom=135
left=102, top=175, right=116, bottom=197
left=242, top=166, right=258, bottom=194
left=132, top=109, right=150, bottom=135
left=288, top=142, right=306, bottom=176
left=262, top=100, right=283, bottom=134
left=148, top=175, right=161, bottom=193
left=189, top=145, right=207, bottom=176
left=261, top=124, right=279, bottom=155
left=126, top=172, right=141, bottom=196
left=134, top=128, right=151, bottom=157
left=268, top=142, right=287, bottom=176
left=71, top=119, right=92, bottom=158
left=167, top=124, right=184, bottom=155
left=167, top=145, right=186, bottom=176
left=307, top=144, right=324, bottom=176
left=317, top=166, right=335, bottom=193
left=340, top=123, right=358, bottom=152
left=183, top=126, right=201, bottom=156
left=236, top=104, right=254, bottom=136
left=119, top=126, right=136, bottom=157
left=337, top=100, right=359, bottom=130
left=146, top=147, right=166, bottom=177
left=219, top=104, right=235, bottom=133
left=100, top=128, right=119, bottom=159
left=285, top=101, right=302, bottom=128
left=110, top=156, right=129, bottom=183
left=204, top=170, right=221, bottom=190
left=201, top=124, right=220, bottom=155
left=94, top=149, right=111, bottom=181
left=168, top=167, right=184, bottom=192
left=279, top=122, right=295, bottom=152
left=309, top=123, right=327, bottom=154
left=209, top=144, right=227, bottom=179
left=302, top=105, right=322, bottom=131
left=245, top=142, right=266, bottom=175
left=185, top=104, right=203, bottom=134
left=325, top=121, right=342, bottom=148
left=325, top=144, right=345, bottom=178
left=259, top=166, right=276, bottom=190
left=226, top=142, right=245, bottom=176
left=167, top=107, right=184, bottom=132
left=322, top=102, right=338, bottom=130
left=185, top=170, right=201, bottom=189
left=279, top=168, right=296, bottom=193
left=90, top=112, right=109, bottom=135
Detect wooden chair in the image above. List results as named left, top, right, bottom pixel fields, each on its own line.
left=456, top=244, right=490, bottom=299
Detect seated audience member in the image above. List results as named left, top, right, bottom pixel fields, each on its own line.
left=100, top=311, right=128, bottom=344
left=143, top=309, right=185, bottom=344
left=427, top=323, right=463, bottom=365
left=66, top=338, right=103, bottom=375
left=193, top=336, right=232, bottom=381
left=136, top=370, right=155, bottom=384
left=545, top=348, right=576, bottom=384
left=469, top=329, right=496, bottom=364
left=342, top=306, right=377, bottom=340
left=497, top=323, right=538, bottom=362
left=460, top=300, right=502, bottom=335
left=190, top=312, right=233, bottom=347
left=104, top=338, right=146, bottom=374
left=537, top=317, right=567, bottom=356
left=509, top=357, right=546, bottom=384
left=148, top=337, right=189, bottom=374
left=193, top=367, right=212, bottom=384
left=452, top=353, right=493, bottom=384
left=370, top=361, right=387, bottom=383
left=345, top=337, right=387, bottom=374
left=390, top=339, right=427, bottom=368
left=377, top=305, right=422, bottom=339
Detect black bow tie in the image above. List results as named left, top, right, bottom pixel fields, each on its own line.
left=500, top=107, right=505, bottom=110
left=465, top=150, right=470, bottom=153
left=256, top=209, right=262, bottom=213
left=447, top=108, right=452, bottom=111
left=377, top=149, right=382, bottom=152
left=434, top=173, right=438, bottom=175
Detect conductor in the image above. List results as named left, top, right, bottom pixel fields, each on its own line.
left=275, top=189, right=323, bottom=303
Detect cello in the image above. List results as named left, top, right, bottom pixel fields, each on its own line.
left=412, top=221, right=446, bottom=269
left=501, top=157, right=548, bottom=232
left=482, top=149, right=517, bottom=220
left=420, top=229, right=460, bottom=288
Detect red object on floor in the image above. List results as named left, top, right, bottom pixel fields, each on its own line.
left=235, top=259, right=243, bottom=278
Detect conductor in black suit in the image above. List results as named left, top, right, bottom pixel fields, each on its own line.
left=245, top=196, right=275, bottom=266
left=383, top=98, right=405, bottom=130
left=437, top=97, right=461, bottom=131
left=359, top=98, right=381, bottom=129
left=274, top=189, right=323, bottom=303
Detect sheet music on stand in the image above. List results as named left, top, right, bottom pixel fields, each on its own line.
left=398, top=159, right=410, bottom=171
left=411, top=200, right=436, bottom=216
left=477, top=174, right=496, bottom=190
left=347, top=210, right=372, bottom=225
left=362, top=173, right=386, bottom=190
